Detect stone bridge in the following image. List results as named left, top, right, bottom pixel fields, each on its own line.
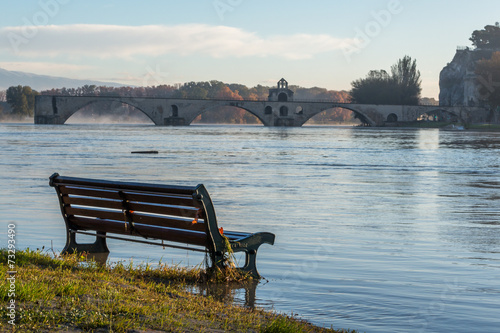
left=34, top=95, right=490, bottom=127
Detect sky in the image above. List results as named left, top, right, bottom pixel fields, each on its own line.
left=0, top=0, right=499, bottom=99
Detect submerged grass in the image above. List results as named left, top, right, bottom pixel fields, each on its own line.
left=0, top=249, right=356, bottom=333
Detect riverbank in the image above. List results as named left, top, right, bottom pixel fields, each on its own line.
left=466, top=123, right=500, bottom=131
left=0, top=249, right=356, bottom=332
left=382, top=121, right=500, bottom=131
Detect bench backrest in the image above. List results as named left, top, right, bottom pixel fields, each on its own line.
left=49, top=173, right=225, bottom=253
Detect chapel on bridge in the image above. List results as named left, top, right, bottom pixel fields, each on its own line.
left=268, top=78, right=294, bottom=102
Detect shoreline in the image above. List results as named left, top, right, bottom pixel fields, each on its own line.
left=0, top=249, right=357, bottom=332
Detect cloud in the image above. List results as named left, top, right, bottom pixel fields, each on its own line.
left=0, top=24, right=358, bottom=60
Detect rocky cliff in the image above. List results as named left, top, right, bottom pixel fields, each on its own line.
left=439, top=48, right=494, bottom=106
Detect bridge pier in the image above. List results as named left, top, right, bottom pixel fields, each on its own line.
left=163, top=117, right=187, bottom=126
left=273, top=116, right=304, bottom=127
left=274, top=118, right=295, bottom=127
left=34, top=115, right=65, bottom=125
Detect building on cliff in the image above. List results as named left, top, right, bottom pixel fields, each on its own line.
left=439, top=47, right=496, bottom=107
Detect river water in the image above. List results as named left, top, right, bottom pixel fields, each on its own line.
left=1, top=123, right=500, bottom=332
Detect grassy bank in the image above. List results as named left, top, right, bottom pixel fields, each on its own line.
left=0, top=249, right=356, bottom=333
left=383, top=121, right=500, bottom=131
left=385, top=121, right=455, bottom=128
left=466, top=123, right=500, bottom=131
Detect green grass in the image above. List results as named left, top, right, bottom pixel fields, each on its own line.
left=385, top=121, right=454, bottom=128
left=384, top=121, right=500, bottom=131
left=0, top=249, right=357, bottom=332
left=466, top=123, right=500, bottom=131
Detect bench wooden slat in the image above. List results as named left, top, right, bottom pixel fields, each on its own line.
left=125, top=192, right=200, bottom=208
left=53, top=175, right=197, bottom=195
left=63, top=196, right=199, bottom=220
left=63, top=196, right=123, bottom=210
left=127, top=202, right=199, bottom=218
left=58, top=185, right=199, bottom=208
left=68, top=216, right=208, bottom=247
left=66, top=206, right=126, bottom=222
left=69, top=216, right=128, bottom=234
left=134, top=224, right=208, bottom=247
left=65, top=207, right=205, bottom=232
left=59, top=185, right=122, bottom=200
left=132, top=213, right=206, bottom=232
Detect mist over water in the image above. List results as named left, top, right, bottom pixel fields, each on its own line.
left=65, top=104, right=155, bottom=125
left=1, top=123, right=500, bottom=333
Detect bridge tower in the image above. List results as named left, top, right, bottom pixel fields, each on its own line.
left=268, top=78, right=294, bottom=102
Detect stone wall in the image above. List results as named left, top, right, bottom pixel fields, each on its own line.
left=439, top=48, right=494, bottom=107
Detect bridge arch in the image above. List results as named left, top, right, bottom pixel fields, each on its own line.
left=303, top=105, right=376, bottom=127
left=188, top=102, right=267, bottom=126
left=415, top=108, right=462, bottom=123
left=63, top=98, right=156, bottom=125
left=304, top=106, right=362, bottom=125
left=387, top=113, right=398, bottom=122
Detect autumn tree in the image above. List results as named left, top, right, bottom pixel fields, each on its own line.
left=475, top=51, right=500, bottom=109
left=227, top=84, right=250, bottom=99
left=248, top=85, right=269, bottom=100
left=6, top=85, right=39, bottom=118
left=215, top=86, right=243, bottom=100
left=470, top=23, right=500, bottom=50
left=350, top=56, right=421, bottom=105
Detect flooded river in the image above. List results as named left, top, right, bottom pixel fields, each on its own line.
left=1, top=124, right=499, bottom=332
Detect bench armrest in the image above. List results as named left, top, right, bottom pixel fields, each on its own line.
left=229, top=232, right=275, bottom=252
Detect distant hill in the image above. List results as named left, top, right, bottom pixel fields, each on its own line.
left=0, top=68, right=128, bottom=91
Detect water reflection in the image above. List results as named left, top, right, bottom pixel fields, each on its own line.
left=439, top=132, right=500, bottom=149
left=82, top=252, right=110, bottom=265
left=189, top=280, right=260, bottom=308
left=418, top=129, right=440, bottom=150
left=78, top=251, right=262, bottom=308
left=74, top=252, right=262, bottom=307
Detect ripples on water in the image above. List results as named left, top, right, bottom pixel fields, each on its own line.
left=1, top=124, right=500, bottom=333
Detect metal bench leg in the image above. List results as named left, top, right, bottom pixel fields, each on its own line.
left=61, top=231, right=110, bottom=255
left=210, top=251, right=225, bottom=270
left=239, top=249, right=260, bottom=278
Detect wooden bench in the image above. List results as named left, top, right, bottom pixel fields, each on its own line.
left=49, top=173, right=275, bottom=277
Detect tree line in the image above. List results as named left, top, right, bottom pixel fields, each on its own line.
left=40, top=81, right=350, bottom=101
